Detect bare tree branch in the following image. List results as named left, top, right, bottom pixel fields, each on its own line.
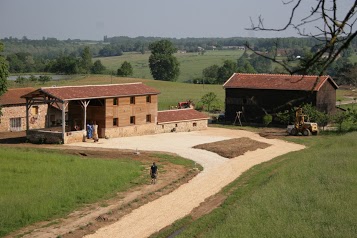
left=246, top=0, right=357, bottom=76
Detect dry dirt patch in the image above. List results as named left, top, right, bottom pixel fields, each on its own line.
left=193, top=137, right=271, bottom=158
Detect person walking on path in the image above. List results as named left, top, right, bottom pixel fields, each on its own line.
left=150, top=162, right=158, bottom=184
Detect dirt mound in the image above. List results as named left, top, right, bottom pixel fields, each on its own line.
left=193, top=137, right=271, bottom=158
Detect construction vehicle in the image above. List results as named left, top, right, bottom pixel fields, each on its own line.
left=287, top=107, right=318, bottom=136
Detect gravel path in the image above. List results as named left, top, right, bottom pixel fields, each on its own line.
left=68, top=127, right=305, bottom=238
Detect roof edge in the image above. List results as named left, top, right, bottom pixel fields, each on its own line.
left=222, top=73, right=238, bottom=88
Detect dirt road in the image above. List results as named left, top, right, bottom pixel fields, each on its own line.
left=66, top=127, right=305, bottom=238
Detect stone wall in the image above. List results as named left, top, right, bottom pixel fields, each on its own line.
left=156, top=120, right=208, bottom=134
left=26, top=129, right=63, bottom=144
left=64, top=130, right=86, bottom=144
left=103, top=123, right=156, bottom=138
left=0, top=104, right=47, bottom=132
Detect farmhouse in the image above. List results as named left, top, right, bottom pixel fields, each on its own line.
left=21, top=83, right=208, bottom=144
left=0, top=88, right=48, bottom=132
left=223, top=73, right=338, bottom=122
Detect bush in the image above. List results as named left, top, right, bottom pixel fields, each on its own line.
left=262, top=114, right=273, bottom=126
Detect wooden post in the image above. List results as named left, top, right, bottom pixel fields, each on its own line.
left=25, top=99, right=30, bottom=131
left=62, top=101, right=68, bottom=142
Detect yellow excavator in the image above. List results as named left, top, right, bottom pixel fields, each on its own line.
left=287, top=107, right=318, bottom=136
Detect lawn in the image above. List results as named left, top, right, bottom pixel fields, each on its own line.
left=0, top=147, right=143, bottom=237
left=95, top=50, right=245, bottom=83
left=152, top=131, right=357, bottom=238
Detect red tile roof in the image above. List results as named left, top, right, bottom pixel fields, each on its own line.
left=157, top=109, right=209, bottom=124
left=22, top=83, right=160, bottom=101
left=0, top=87, right=36, bottom=106
left=223, top=73, right=338, bottom=91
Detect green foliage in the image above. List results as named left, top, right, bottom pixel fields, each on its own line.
left=262, top=114, right=272, bottom=126
left=149, top=40, right=180, bottom=81
left=217, top=60, right=236, bottom=83
left=0, top=147, right=142, bottom=236
left=168, top=132, right=357, bottom=238
left=0, top=41, right=9, bottom=97
left=15, top=76, right=27, bottom=85
left=46, top=55, right=79, bottom=74
left=117, top=61, right=133, bottom=77
left=38, top=75, right=52, bottom=84
left=275, top=110, right=291, bottom=125
left=200, top=92, right=219, bottom=112
left=202, top=64, right=219, bottom=84
left=302, top=104, right=330, bottom=129
left=80, top=46, right=93, bottom=74
left=91, top=60, right=106, bottom=74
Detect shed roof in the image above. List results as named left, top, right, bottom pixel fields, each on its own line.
left=157, top=109, right=209, bottom=124
left=223, top=73, right=338, bottom=91
left=0, top=87, right=36, bottom=106
left=22, top=83, right=160, bottom=102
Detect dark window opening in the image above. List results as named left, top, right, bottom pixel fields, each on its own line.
left=113, top=118, right=118, bottom=126
left=146, top=95, right=151, bottom=103
left=113, top=98, right=118, bottom=105
left=146, top=114, right=151, bottom=123
left=130, top=116, right=135, bottom=124
left=130, top=96, right=135, bottom=104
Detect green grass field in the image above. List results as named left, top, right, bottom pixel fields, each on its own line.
left=152, top=131, right=357, bottom=238
left=0, top=147, right=143, bottom=236
left=96, top=50, right=244, bottom=83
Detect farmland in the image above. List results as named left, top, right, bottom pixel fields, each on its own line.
left=96, top=50, right=245, bottom=83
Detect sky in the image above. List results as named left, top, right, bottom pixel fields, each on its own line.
left=0, top=0, right=354, bottom=40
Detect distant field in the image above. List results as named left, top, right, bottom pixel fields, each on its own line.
left=95, top=50, right=245, bottom=82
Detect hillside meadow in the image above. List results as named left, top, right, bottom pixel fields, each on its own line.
left=151, top=131, right=357, bottom=238
left=96, top=50, right=245, bottom=83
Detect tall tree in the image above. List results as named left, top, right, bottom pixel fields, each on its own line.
left=91, top=60, right=106, bottom=74
left=149, top=40, right=180, bottom=81
left=80, top=46, right=93, bottom=74
left=0, top=41, right=9, bottom=97
left=217, top=60, right=237, bottom=83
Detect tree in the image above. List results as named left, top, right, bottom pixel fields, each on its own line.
left=149, top=40, right=180, bottom=81
left=0, top=41, right=9, bottom=97
left=217, top=60, right=236, bottom=83
left=202, top=64, right=219, bottom=84
left=247, top=1, right=357, bottom=76
left=91, top=60, right=106, bottom=74
left=80, top=46, right=92, bottom=74
left=201, top=92, right=219, bottom=112
left=117, top=61, right=133, bottom=77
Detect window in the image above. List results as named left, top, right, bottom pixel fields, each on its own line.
left=113, top=118, right=118, bottom=126
left=193, top=122, right=197, bottom=127
left=113, top=98, right=118, bottom=105
left=31, top=106, right=39, bottom=115
left=175, top=124, right=178, bottom=127
left=130, top=116, right=135, bottom=124
left=10, top=118, right=21, bottom=131
left=146, top=95, right=151, bottom=103
left=130, top=96, right=135, bottom=104
left=146, top=114, right=151, bottom=123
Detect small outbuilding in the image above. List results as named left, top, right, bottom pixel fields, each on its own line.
left=223, top=73, right=338, bottom=122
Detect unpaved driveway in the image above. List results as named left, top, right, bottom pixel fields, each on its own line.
left=67, top=127, right=305, bottom=238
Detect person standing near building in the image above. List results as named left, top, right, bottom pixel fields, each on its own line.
left=150, top=162, right=158, bottom=184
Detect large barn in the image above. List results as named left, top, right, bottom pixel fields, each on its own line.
left=223, top=73, right=338, bottom=122
left=21, top=83, right=208, bottom=144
